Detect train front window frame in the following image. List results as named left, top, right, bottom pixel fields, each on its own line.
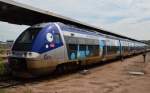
left=16, top=28, right=42, bottom=44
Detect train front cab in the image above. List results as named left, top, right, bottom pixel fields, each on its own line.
left=8, top=23, right=67, bottom=77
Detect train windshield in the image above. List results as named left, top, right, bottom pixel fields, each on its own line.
left=12, top=28, right=42, bottom=51
left=16, top=28, right=41, bottom=44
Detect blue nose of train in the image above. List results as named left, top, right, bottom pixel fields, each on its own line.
left=32, top=23, right=63, bottom=53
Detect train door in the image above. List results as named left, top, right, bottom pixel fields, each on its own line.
left=119, top=40, right=122, bottom=56
left=99, top=40, right=105, bottom=57
left=116, top=40, right=121, bottom=56
left=102, top=40, right=107, bottom=59
left=51, top=24, right=67, bottom=63
left=105, top=39, right=113, bottom=58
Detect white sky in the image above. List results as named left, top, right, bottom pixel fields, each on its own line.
left=0, top=0, right=150, bottom=41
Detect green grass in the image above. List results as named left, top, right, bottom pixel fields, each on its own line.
left=0, top=58, right=9, bottom=76
left=0, top=59, right=10, bottom=77
left=0, top=61, right=6, bottom=75
left=0, top=89, right=6, bottom=93
left=0, top=49, right=5, bottom=54
left=0, top=57, right=3, bottom=61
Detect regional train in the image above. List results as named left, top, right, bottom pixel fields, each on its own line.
left=8, top=22, right=148, bottom=77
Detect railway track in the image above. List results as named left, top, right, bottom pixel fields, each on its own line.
left=0, top=53, right=147, bottom=89
left=0, top=71, right=78, bottom=89
left=0, top=61, right=111, bottom=89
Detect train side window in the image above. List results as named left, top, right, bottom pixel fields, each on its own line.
left=67, top=44, right=78, bottom=60
left=106, top=39, right=120, bottom=55
left=78, top=45, right=86, bottom=58
left=88, top=45, right=99, bottom=56
left=54, top=34, right=62, bottom=44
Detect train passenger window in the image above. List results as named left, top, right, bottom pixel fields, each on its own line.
left=67, top=44, right=78, bottom=60
left=88, top=45, right=99, bottom=56
left=106, top=45, right=119, bottom=55
left=78, top=45, right=86, bottom=58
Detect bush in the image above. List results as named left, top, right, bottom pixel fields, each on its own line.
left=0, top=61, right=10, bottom=76
left=0, top=62, right=5, bottom=75
left=0, top=49, right=4, bottom=54
left=0, top=58, right=3, bottom=61
left=0, top=89, right=6, bottom=93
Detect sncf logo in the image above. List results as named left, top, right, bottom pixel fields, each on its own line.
left=46, top=33, right=53, bottom=42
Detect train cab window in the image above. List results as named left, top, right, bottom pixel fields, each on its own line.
left=16, top=28, right=41, bottom=44
left=12, top=28, right=42, bottom=51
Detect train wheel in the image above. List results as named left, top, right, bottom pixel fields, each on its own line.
left=56, top=65, right=65, bottom=75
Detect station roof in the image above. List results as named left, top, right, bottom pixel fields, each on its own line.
left=0, top=0, right=143, bottom=43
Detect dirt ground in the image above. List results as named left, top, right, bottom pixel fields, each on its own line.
left=2, top=53, right=150, bottom=93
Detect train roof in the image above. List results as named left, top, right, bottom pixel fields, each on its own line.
left=0, top=0, right=145, bottom=44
